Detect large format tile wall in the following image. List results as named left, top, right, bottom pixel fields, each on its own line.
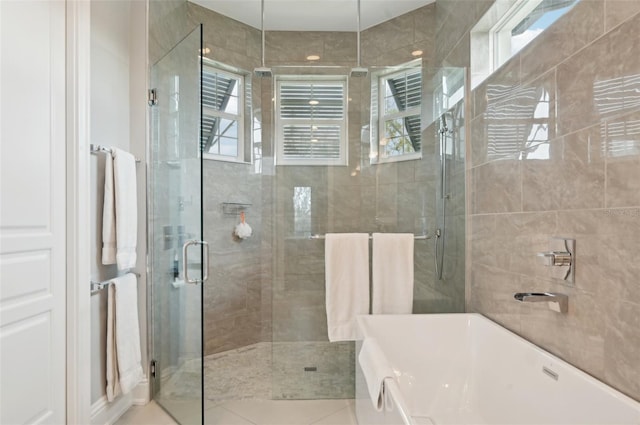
left=443, top=0, right=640, bottom=402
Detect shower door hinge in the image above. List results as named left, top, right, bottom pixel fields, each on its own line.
left=148, top=89, right=157, bottom=106
left=150, top=359, right=157, bottom=378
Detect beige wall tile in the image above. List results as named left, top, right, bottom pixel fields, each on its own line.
left=604, top=300, right=640, bottom=400
left=472, top=160, right=521, bottom=214
left=604, top=110, right=640, bottom=207
left=519, top=0, right=604, bottom=84
left=523, top=125, right=605, bottom=211
left=556, top=12, right=640, bottom=136
left=605, top=0, right=640, bottom=31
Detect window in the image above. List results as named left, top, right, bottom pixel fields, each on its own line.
left=371, top=61, right=422, bottom=164
left=275, top=77, right=348, bottom=166
left=471, top=0, right=579, bottom=88
left=201, top=62, right=249, bottom=162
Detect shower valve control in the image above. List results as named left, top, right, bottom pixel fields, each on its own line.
left=537, top=251, right=571, bottom=267
left=537, top=237, right=575, bottom=284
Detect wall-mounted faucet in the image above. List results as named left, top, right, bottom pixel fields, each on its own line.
left=514, top=292, right=569, bottom=314
left=537, top=237, right=575, bottom=283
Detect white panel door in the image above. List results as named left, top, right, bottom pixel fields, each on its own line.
left=0, top=1, right=67, bottom=424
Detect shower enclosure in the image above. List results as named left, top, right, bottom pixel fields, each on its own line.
left=146, top=3, right=468, bottom=424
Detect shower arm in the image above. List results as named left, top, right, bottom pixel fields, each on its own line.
left=261, top=0, right=265, bottom=68
left=356, top=0, right=361, bottom=68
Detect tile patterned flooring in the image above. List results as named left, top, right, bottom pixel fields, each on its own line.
left=116, top=343, right=357, bottom=424
left=115, top=399, right=358, bottom=425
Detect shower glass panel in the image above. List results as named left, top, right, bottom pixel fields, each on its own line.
left=425, top=67, right=466, bottom=311
left=270, top=66, right=360, bottom=400
left=149, top=26, right=204, bottom=424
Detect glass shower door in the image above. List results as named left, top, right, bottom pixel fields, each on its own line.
left=149, top=26, right=205, bottom=425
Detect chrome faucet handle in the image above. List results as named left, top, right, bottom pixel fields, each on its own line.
left=537, top=237, right=575, bottom=283
left=537, top=251, right=572, bottom=267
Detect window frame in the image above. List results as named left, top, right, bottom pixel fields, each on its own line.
left=201, top=62, right=247, bottom=163
left=371, top=60, right=423, bottom=164
left=470, top=0, right=579, bottom=89
left=489, top=0, right=544, bottom=71
left=275, top=76, right=349, bottom=167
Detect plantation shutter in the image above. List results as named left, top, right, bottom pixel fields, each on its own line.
left=277, top=79, right=347, bottom=165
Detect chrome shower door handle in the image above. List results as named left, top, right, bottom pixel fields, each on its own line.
left=182, top=239, right=209, bottom=284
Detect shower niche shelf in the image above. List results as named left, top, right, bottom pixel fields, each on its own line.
left=222, top=202, right=252, bottom=216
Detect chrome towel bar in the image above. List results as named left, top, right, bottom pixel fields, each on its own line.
left=90, top=143, right=141, bottom=163
left=309, top=233, right=431, bottom=240
left=91, top=272, right=140, bottom=295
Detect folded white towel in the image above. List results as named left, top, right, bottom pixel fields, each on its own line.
left=106, top=273, right=144, bottom=402
left=359, top=338, right=396, bottom=411
left=325, top=233, right=370, bottom=342
left=114, top=148, right=137, bottom=270
left=372, top=233, right=414, bottom=314
left=102, top=148, right=137, bottom=269
left=102, top=152, right=116, bottom=265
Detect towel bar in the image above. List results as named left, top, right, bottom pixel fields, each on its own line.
left=91, top=272, right=140, bottom=295
left=90, top=144, right=141, bottom=163
left=309, top=233, right=431, bottom=240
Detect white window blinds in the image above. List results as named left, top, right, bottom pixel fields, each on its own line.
left=276, top=79, right=348, bottom=165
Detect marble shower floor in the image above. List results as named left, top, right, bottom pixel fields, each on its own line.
left=142, top=343, right=356, bottom=424
left=204, top=342, right=273, bottom=404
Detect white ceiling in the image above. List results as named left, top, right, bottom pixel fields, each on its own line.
left=190, top=0, right=435, bottom=32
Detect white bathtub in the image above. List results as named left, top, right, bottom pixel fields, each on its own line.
left=356, top=314, right=640, bottom=425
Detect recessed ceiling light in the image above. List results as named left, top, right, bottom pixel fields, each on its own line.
left=200, top=47, right=211, bottom=55
left=307, top=55, right=320, bottom=61
left=309, top=100, right=319, bottom=105
left=411, top=50, right=423, bottom=57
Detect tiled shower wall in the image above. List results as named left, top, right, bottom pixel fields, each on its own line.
left=443, top=0, right=640, bottom=402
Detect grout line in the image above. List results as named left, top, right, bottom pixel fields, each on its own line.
left=217, top=404, right=259, bottom=425
left=307, top=404, right=354, bottom=425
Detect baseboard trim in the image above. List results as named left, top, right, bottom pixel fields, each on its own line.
left=90, top=393, right=132, bottom=425
left=90, top=376, right=150, bottom=424
left=132, top=378, right=151, bottom=406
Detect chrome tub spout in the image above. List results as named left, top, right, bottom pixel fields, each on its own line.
left=514, top=292, right=568, bottom=314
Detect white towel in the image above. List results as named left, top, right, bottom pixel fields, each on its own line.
left=101, top=152, right=116, bottom=264
left=106, top=273, right=144, bottom=402
left=359, top=338, right=396, bottom=411
left=325, top=233, right=370, bottom=342
left=372, top=233, right=414, bottom=314
left=102, top=148, right=137, bottom=270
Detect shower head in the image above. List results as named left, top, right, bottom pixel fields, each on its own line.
left=440, top=113, right=450, bottom=133
left=254, top=67, right=273, bottom=78
left=350, top=67, right=368, bottom=78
